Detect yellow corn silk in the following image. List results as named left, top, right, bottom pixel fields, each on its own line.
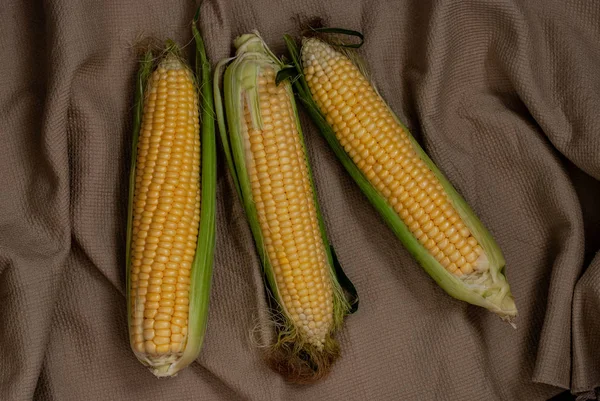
left=284, top=34, right=516, bottom=323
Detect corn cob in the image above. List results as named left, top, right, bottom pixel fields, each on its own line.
left=284, top=34, right=516, bottom=322
left=125, top=31, right=216, bottom=377
left=214, top=32, right=354, bottom=382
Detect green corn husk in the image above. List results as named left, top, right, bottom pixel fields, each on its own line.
left=283, top=32, right=517, bottom=324
left=125, top=22, right=216, bottom=377
left=214, top=31, right=357, bottom=382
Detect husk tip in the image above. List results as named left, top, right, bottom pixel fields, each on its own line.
left=151, top=364, right=175, bottom=378
left=496, top=292, right=517, bottom=328
left=500, top=312, right=517, bottom=329
left=493, top=301, right=517, bottom=329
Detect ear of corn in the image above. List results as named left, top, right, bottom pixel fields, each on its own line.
left=283, top=34, right=517, bottom=323
left=214, top=32, right=354, bottom=382
left=125, top=31, right=216, bottom=377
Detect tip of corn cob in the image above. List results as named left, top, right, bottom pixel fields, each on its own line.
left=158, top=53, right=186, bottom=71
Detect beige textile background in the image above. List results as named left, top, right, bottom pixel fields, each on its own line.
left=1, top=0, right=599, bottom=400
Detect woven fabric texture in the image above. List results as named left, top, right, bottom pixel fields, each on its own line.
left=1, top=0, right=599, bottom=400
